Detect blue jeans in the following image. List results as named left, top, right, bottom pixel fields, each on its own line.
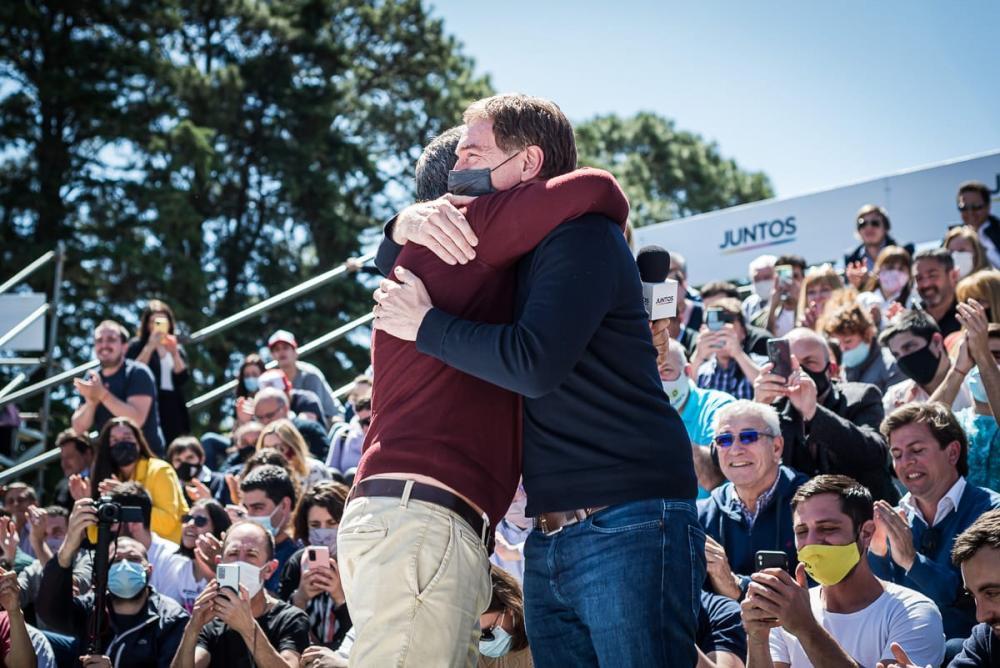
left=524, top=499, right=706, bottom=668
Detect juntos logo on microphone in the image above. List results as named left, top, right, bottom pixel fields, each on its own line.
left=719, top=216, right=797, bottom=254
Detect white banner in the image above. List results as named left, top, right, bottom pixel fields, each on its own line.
left=633, top=150, right=1000, bottom=286
left=0, top=293, right=47, bottom=351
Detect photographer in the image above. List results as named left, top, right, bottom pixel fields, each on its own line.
left=170, top=521, right=309, bottom=668
left=37, top=497, right=189, bottom=667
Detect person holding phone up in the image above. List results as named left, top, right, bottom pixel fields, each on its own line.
left=171, top=521, right=310, bottom=668
left=128, top=300, right=192, bottom=446
left=278, top=482, right=352, bottom=652
left=693, top=300, right=764, bottom=401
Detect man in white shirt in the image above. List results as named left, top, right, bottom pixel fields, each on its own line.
left=741, top=474, right=944, bottom=668
left=880, top=309, right=972, bottom=414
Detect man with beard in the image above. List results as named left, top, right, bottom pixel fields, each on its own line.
left=913, top=248, right=961, bottom=337
left=72, top=320, right=164, bottom=455
left=37, top=499, right=189, bottom=668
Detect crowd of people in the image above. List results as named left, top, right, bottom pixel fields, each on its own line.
left=0, top=92, right=998, bottom=668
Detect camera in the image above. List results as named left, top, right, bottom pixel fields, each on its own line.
left=94, top=496, right=144, bottom=525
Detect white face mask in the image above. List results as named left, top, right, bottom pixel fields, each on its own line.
left=662, top=376, right=690, bottom=409
left=952, top=250, right=975, bottom=279
left=753, top=279, right=774, bottom=301
left=234, top=560, right=267, bottom=598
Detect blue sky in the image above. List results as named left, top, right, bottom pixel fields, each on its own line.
left=428, top=1, right=1000, bottom=199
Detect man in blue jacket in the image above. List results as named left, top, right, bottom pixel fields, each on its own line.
left=698, top=400, right=808, bottom=600
left=873, top=402, right=1000, bottom=645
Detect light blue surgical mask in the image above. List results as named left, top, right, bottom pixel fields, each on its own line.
left=479, top=627, right=514, bottom=658
left=244, top=376, right=260, bottom=393
left=841, top=341, right=871, bottom=369
left=968, top=366, right=988, bottom=404
left=108, top=559, right=147, bottom=599
left=245, top=505, right=282, bottom=537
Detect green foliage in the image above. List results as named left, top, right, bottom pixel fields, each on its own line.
left=0, top=0, right=491, bottom=433
left=575, top=112, right=774, bottom=228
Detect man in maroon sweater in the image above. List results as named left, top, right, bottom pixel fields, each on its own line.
left=337, top=97, right=628, bottom=666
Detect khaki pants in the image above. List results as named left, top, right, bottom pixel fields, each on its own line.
left=337, top=486, right=493, bottom=667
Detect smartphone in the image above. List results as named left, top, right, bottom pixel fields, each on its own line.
left=767, top=338, right=793, bottom=379
left=153, top=316, right=169, bottom=334
left=216, top=563, right=240, bottom=592
left=304, top=545, right=331, bottom=572
left=776, top=264, right=793, bottom=288
left=706, top=308, right=724, bottom=332
left=755, top=550, right=789, bottom=572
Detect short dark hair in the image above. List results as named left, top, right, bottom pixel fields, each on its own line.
left=108, top=481, right=153, bottom=529
left=56, top=428, right=91, bottom=454
left=166, top=436, right=205, bottom=463
left=415, top=126, right=463, bottom=201
left=43, top=505, right=69, bottom=520
left=354, top=393, right=371, bottom=414
left=951, top=508, right=1000, bottom=566
left=913, top=247, right=955, bottom=272
left=701, top=281, right=740, bottom=301
left=881, top=403, right=968, bottom=476
left=240, top=464, right=296, bottom=508
left=292, top=481, right=349, bottom=544
left=225, top=520, right=276, bottom=561
left=958, top=180, right=991, bottom=204
left=775, top=255, right=806, bottom=273
left=790, top=474, right=873, bottom=533
left=878, top=308, right=941, bottom=349
left=464, top=94, right=577, bottom=179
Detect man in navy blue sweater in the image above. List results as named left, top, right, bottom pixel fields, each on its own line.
left=373, top=93, right=702, bottom=668
left=872, top=403, right=1000, bottom=645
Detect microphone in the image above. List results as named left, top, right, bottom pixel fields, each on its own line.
left=637, top=245, right=678, bottom=320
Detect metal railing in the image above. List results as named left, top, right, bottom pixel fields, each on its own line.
left=0, top=303, right=50, bottom=349
left=0, top=250, right=378, bottom=484
left=0, top=251, right=375, bottom=410
left=185, top=312, right=375, bottom=411
left=0, top=250, right=56, bottom=294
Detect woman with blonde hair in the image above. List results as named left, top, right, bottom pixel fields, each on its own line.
left=796, top=265, right=843, bottom=330
left=944, top=226, right=989, bottom=280
left=956, top=270, right=1000, bottom=323
left=258, top=418, right=332, bottom=488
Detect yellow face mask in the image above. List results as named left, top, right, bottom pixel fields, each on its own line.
left=797, top=542, right=860, bottom=586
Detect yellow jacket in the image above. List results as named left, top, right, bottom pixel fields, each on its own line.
left=87, top=457, right=189, bottom=544
left=134, top=457, right=189, bottom=543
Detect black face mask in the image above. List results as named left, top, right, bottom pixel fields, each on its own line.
left=896, top=344, right=940, bottom=386
left=110, top=440, right=140, bottom=468
left=446, top=151, right=521, bottom=196
left=804, top=363, right=831, bottom=398
left=175, top=462, right=199, bottom=483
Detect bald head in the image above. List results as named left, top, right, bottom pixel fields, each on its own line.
left=787, top=327, right=830, bottom=373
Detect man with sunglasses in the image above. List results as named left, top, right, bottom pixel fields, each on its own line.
left=874, top=402, right=1000, bottom=648
left=958, top=180, right=1000, bottom=269
left=844, top=205, right=913, bottom=282
left=698, top=401, right=808, bottom=601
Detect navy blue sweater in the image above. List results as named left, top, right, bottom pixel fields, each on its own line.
left=697, top=465, right=809, bottom=596
left=379, top=215, right=697, bottom=514
left=868, top=482, right=1000, bottom=640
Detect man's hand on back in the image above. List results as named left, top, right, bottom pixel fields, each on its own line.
left=373, top=267, right=433, bottom=341
left=393, top=196, right=479, bottom=265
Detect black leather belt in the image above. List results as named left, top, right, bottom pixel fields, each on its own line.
left=349, top=478, right=492, bottom=551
